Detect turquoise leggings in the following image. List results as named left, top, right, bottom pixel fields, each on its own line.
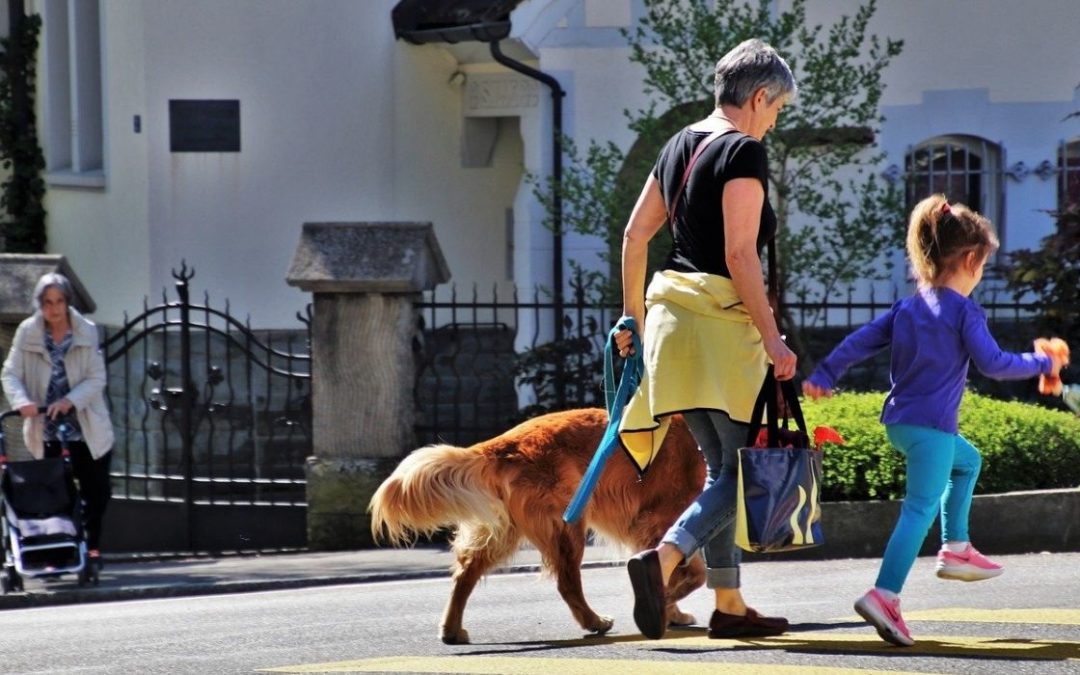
left=876, top=424, right=982, bottom=593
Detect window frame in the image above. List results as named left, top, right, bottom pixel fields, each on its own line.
left=904, top=134, right=1005, bottom=250
left=41, top=0, right=104, bottom=188
left=1058, top=137, right=1080, bottom=211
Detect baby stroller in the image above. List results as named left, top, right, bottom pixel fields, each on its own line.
left=1, top=408, right=98, bottom=593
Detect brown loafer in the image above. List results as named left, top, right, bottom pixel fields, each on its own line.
left=627, top=549, right=667, bottom=639
left=707, top=607, right=789, bottom=638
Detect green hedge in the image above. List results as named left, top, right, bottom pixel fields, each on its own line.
left=800, top=391, right=1080, bottom=501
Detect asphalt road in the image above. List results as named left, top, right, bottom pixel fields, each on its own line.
left=1, top=552, right=1077, bottom=674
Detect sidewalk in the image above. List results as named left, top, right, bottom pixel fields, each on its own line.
left=0, top=542, right=628, bottom=611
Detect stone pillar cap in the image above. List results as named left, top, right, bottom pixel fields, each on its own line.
left=0, top=254, right=96, bottom=322
left=286, top=222, right=451, bottom=294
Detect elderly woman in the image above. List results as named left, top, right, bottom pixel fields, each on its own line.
left=2, top=273, right=115, bottom=564
left=613, top=39, right=798, bottom=640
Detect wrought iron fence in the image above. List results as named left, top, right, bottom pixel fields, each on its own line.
left=786, top=280, right=1045, bottom=398
left=414, top=282, right=620, bottom=447
left=414, top=278, right=1047, bottom=447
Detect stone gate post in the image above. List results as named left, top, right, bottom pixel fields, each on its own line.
left=286, top=222, right=450, bottom=550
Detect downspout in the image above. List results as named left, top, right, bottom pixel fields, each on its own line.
left=489, top=41, right=566, bottom=404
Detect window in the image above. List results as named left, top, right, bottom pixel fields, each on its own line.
left=42, top=0, right=103, bottom=187
left=1058, top=138, right=1080, bottom=210
left=905, top=135, right=1004, bottom=245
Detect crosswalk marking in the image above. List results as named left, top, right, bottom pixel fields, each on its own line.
left=263, top=611, right=1080, bottom=674
left=262, top=630, right=1080, bottom=673
left=647, top=631, right=1080, bottom=660
left=900, top=608, right=1080, bottom=625
left=260, top=655, right=935, bottom=674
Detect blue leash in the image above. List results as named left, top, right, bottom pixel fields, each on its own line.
left=563, top=317, right=643, bottom=524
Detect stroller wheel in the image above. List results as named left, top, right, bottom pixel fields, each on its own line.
left=2, top=567, right=19, bottom=594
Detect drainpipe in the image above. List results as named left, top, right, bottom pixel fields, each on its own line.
left=489, top=40, right=567, bottom=404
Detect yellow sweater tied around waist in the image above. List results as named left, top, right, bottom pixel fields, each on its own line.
left=619, top=270, right=769, bottom=475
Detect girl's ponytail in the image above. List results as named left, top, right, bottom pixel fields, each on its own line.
left=906, top=194, right=998, bottom=286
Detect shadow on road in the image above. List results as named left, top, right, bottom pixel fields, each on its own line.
left=459, top=622, right=1080, bottom=664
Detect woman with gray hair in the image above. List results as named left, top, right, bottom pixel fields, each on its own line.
left=2, top=272, right=115, bottom=565
left=612, top=39, right=797, bottom=639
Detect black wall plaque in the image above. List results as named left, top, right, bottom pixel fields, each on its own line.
left=169, top=99, right=241, bottom=152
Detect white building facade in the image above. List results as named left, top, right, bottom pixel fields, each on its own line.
left=24, top=0, right=1080, bottom=328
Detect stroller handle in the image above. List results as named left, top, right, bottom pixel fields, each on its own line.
left=0, top=406, right=49, bottom=424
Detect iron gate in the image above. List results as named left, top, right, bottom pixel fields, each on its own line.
left=100, top=263, right=311, bottom=553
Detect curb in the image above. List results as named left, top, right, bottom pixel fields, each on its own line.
left=0, top=574, right=438, bottom=610
left=0, top=558, right=626, bottom=611
left=747, top=487, right=1080, bottom=562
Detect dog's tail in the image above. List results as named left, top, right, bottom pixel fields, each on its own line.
left=369, top=443, right=507, bottom=546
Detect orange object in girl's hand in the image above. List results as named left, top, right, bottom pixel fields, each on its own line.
left=1034, top=338, right=1070, bottom=396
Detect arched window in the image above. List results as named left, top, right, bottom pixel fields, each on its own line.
left=1058, top=138, right=1080, bottom=210
left=905, top=135, right=1004, bottom=243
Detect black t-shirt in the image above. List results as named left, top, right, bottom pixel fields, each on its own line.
left=653, top=128, right=775, bottom=278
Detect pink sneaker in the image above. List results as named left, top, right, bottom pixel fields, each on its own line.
left=936, top=544, right=1003, bottom=581
left=854, top=589, right=914, bottom=647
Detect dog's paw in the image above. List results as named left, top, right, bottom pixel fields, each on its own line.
left=667, top=607, right=697, bottom=627
left=587, top=614, right=615, bottom=635
left=440, top=627, right=470, bottom=645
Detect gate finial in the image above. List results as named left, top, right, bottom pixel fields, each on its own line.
left=172, top=260, right=196, bottom=283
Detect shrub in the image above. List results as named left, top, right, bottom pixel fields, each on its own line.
left=801, top=390, right=1080, bottom=501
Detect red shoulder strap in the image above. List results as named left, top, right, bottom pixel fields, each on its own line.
left=666, top=129, right=727, bottom=225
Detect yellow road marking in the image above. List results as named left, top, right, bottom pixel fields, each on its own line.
left=263, top=614, right=1080, bottom=674
left=260, top=655, right=934, bottom=674
left=261, top=629, right=1080, bottom=673
left=900, top=608, right=1080, bottom=625
left=646, top=630, right=1080, bottom=661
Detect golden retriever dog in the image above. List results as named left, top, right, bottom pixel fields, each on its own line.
left=368, top=408, right=706, bottom=644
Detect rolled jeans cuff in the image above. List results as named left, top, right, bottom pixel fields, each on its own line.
left=661, top=528, right=740, bottom=589
left=661, top=527, right=698, bottom=566
left=706, top=566, right=740, bottom=589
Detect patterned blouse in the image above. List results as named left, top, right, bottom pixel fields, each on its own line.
left=43, top=329, right=84, bottom=442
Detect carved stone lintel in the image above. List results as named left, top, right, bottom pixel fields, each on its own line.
left=464, top=73, right=541, bottom=115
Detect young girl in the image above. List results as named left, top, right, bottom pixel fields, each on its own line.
left=802, top=195, right=1067, bottom=647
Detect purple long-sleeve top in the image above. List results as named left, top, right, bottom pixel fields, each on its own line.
left=807, top=286, right=1052, bottom=434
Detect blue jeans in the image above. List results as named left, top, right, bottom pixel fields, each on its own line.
left=660, top=409, right=747, bottom=589
left=876, top=424, right=982, bottom=593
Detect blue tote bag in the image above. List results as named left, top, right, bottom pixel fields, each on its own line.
left=734, top=367, right=824, bottom=553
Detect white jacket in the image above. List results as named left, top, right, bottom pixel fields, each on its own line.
left=1, top=308, right=115, bottom=459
